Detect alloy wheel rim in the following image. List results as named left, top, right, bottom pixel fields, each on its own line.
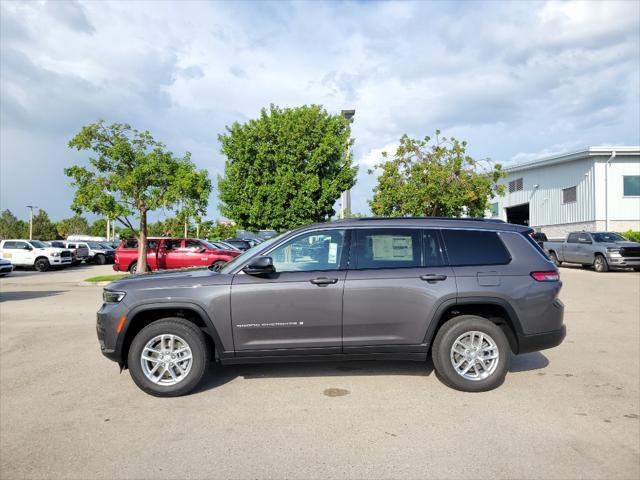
left=141, top=334, right=193, bottom=386
left=450, top=331, right=500, bottom=381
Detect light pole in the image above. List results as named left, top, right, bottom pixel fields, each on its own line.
left=341, top=109, right=355, bottom=219
left=26, top=205, right=38, bottom=240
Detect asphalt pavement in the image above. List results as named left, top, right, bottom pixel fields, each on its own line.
left=1, top=264, right=638, bottom=479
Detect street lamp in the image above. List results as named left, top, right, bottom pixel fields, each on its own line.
left=341, top=109, right=355, bottom=219
left=26, top=205, right=38, bottom=240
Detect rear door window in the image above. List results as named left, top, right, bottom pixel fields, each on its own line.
left=353, top=229, right=422, bottom=269
left=441, top=229, right=511, bottom=266
left=567, top=233, right=579, bottom=243
left=423, top=230, right=445, bottom=267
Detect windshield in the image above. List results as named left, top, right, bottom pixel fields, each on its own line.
left=87, top=242, right=104, bottom=249
left=220, top=232, right=287, bottom=274
left=592, top=232, right=626, bottom=243
left=200, top=240, right=218, bottom=250
left=99, top=243, right=114, bottom=249
left=30, top=240, right=49, bottom=248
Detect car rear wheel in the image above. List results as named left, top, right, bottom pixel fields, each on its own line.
left=128, top=262, right=150, bottom=274
left=211, top=260, right=226, bottom=272
left=34, top=258, right=50, bottom=272
left=549, top=251, right=561, bottom=267
left=594, top=254, right=609, bottom=273
left=432, top=315, right=510, bottom=392
left=127, top=318, right=209, bottom=397
left=94, top=254, right=106, bottom=265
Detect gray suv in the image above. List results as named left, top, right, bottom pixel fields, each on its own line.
left=97, top=217, right=565, bottom=396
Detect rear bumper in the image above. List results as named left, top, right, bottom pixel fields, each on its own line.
left=517, top=325, right=566, bottom=354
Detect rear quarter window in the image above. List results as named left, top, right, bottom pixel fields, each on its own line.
left=442, top=229, right=511, bottom=266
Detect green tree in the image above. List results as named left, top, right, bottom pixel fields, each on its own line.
left=56, top=215, right=90, bottom=238
left=31, top=209, right=58, bottom=240
left=90, top=219, right=107, bottom=237
left=66, top=121, right=212, bottom=273
left=0, top=210, right=28, bottom=239
left=369, top=131, right=505, bottom=217
left=201, top=220, right=236, bottom=240
left=218, top=104, right=357, bottom=231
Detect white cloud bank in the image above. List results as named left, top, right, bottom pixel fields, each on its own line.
left=1, top=0, right=638, bottom=219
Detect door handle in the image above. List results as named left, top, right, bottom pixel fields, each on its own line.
left=310, top=277, right=339, bottom=286
left=420, top=274, right=447, bottom=282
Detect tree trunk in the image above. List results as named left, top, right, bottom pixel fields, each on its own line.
left=137, top=210, right=148, bottom=273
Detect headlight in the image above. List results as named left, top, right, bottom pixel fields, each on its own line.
left=103, top=290, right=126, bottom=303
left=606, top=247, right=620, bottom=253
left=51, top=252, right=60, bottom=257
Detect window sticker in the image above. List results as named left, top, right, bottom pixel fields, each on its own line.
left=328, top=242, right=338, bottom=264
left=372, top=236, right=413, bottom=261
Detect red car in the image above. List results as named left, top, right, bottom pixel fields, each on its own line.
left=114, top=238, right=241, bottom=273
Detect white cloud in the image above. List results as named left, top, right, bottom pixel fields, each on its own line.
left=1, top=0, right=639, bottom=220
left=359, top=143, right=399, bottom=168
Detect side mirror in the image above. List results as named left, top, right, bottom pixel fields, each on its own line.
left=243, top=256, right=275, bottom=275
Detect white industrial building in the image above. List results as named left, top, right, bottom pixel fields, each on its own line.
left=488, top=146, right=640, bottom=237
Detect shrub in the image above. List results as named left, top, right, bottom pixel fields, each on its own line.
left=620, top=230, right=640, bottom=243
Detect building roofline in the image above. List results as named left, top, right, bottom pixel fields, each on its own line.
left=506, top=146, right=640, bottom=173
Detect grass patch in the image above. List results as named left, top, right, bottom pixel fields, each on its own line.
left=84, top=274, right=128, bottom=283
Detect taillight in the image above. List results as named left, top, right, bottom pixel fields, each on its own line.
left=531, top=271, right=560, bottom=282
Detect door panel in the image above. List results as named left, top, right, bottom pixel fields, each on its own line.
left=342, top=266, right=456, bottom=347
left=231, top=228, right=348, bottom=353
left=342, top=228, right=454, bottom=347
left=231, top=271, right=346, bottom=352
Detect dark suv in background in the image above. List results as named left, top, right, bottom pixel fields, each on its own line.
left=97, top=217, right=565, bottom=396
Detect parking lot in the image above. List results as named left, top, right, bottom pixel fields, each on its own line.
left=0, top=265, right=638, bottom=479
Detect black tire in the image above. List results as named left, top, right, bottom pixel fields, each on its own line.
left=549, top=251, right=561, bottom=267
left=634, top=267, right=640, bottom=272
left=211, top=260, right=226, bottom=272
left=593, top=254, right=609, bottom=273
left=94, top=254, right=106, bottom=265
left=34, top=257, right=50, bottom=272
left=432, top=315, right=511, bottom=392
left=127, top=318, right=210, bottom=397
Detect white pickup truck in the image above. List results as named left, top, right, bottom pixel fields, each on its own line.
left=0, top=239, right=73, bottom=271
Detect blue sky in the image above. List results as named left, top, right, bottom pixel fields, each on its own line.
left=1, top=0, right=639, bottom=222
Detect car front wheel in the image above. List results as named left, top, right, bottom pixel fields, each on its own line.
left=34, top=258, right=50, bottom=272
left=432, top=315, right=510, bottom=392
left=127, top=318, right=210, bottom=397
left=594, top=254, right=609, bottom=273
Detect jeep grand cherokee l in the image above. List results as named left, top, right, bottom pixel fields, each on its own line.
left=97, top=217, right=565, bottom=396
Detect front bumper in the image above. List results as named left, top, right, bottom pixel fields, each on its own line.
left=97, top=301, right=127, bottom=363
left=606, top=255, right=640, bottom=268
left=52, top=257, right=72, bottom=265
left=0, top=265, right=13, bottom=274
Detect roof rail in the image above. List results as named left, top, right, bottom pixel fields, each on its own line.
left=351, top=216, right=506, bottom=223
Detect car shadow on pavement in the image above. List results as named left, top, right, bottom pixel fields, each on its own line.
left=194, top=353, right=550, bottom=393
left=0, top=290, right=67, bottom=302
left=509, top=352, right=549, bottom=372
left=194, top=359, right=436, bottom=393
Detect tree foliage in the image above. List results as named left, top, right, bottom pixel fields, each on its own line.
left=31, top=210, right=58, bottom=240
left=56, top=215, right=90, bottom=238
left=369, top=131, right=505, bottom=217
left=201, top=221, right=236, bottom=240
left=218, top=104, right=357, bottom=231
left=0, top=210, right=27, bottom=239
left=66, top=121, right=212, bottom=272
